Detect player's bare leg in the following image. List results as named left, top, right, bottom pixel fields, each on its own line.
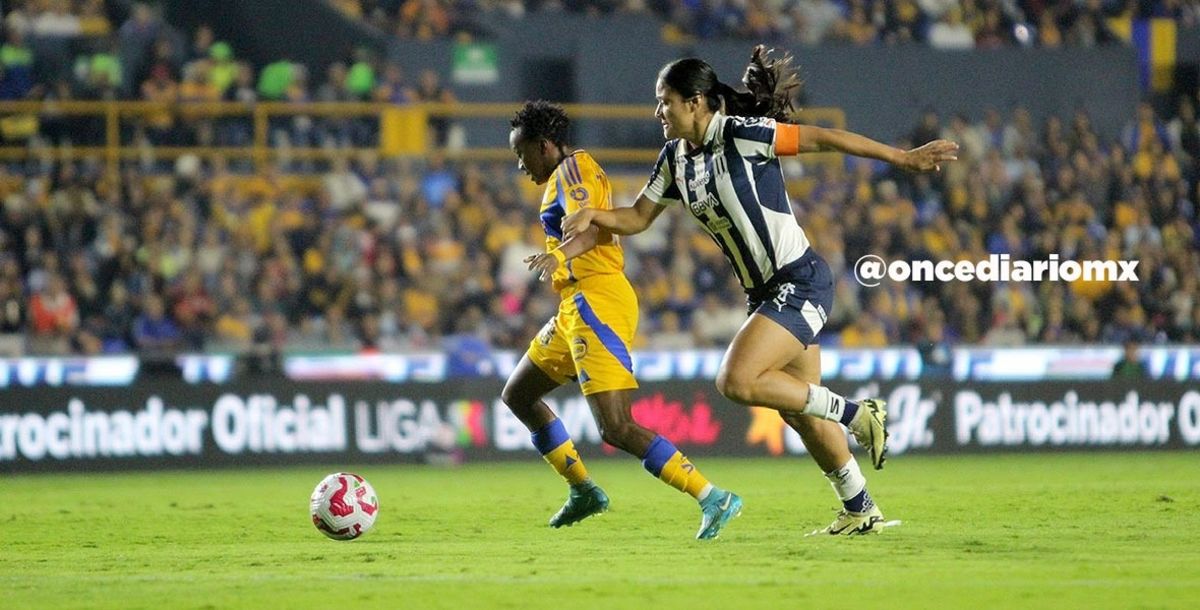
left=501, top=354, right=561, bottom=431
left=587, top=390, right=742, bottom=540
left=501, top=354, right=608, bottom=528
left=716, top=314, right=888, bottom=469
left=715, top=315, right=892, bottom=535
left=779, top=349, right=893, bottom=535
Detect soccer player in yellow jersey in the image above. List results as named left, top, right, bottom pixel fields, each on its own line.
left=503, top=101, right=742, bottom=539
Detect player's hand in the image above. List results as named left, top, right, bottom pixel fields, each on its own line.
left=561, top=208, right=595, bottom=241
left=900, top=139, right=959, bottom=173
left=524, top=252, right=560, bottom=282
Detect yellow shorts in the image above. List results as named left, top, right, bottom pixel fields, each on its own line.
left=527, top=274, right=639, bottom=396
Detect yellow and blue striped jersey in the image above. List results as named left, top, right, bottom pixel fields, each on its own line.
left=539, top=150, right=624, bottom=292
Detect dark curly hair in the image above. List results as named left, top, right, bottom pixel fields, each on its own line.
left=510, top=100, right=571, bottom=147
left=659, top=45, right=802, bottom=122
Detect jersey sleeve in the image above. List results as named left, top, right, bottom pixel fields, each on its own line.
left=638, top=144, right=682, bottom=206
left=727, top=116, right=802, bottom=158
left=560, top=155, right=607, bottom=215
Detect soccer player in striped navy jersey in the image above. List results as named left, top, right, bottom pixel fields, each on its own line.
left=504, top=101, right=741, bottom=539
left=562, top=46, right=959, bottom=536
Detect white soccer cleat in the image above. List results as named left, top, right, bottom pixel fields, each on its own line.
left=806, top=505, right=900, bottom=536
left=848, top=398, right=888, bottom=470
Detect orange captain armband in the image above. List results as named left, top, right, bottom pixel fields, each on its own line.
left=775, top=123, right=801, bottom=156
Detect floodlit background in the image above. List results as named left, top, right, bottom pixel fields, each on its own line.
left=1, top=2, right=1198, bottom=608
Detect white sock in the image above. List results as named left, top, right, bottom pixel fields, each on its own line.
left=697, top=483, right=714, bottom=502
left=823, top=457, right=867, bottom=502
left=804, top=383, right=848, bottom=422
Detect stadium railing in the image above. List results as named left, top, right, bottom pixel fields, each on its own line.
left=0, top=101, right=847, bottom=175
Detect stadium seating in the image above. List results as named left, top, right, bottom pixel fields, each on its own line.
left=0, top=1, right=1197, bottom=357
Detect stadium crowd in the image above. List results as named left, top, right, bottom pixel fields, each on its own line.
left=1, top=91, right=1199, bottom=356
left=0, top=1, right=1198, bottom=358
left=332, top=0, right=1200, bottom=47
left=1, top=1, right=1196, bottom=119
left=6, top=0, right=1200, bottom=115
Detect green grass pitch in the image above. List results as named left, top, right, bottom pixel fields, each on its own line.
left=3, top=453, right=1198, bottom=609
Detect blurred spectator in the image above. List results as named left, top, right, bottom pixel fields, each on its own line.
left=981, top=306, right=1027, bottom=347
left=973, top=5, right=1010, bottom=49
left=373, top=62, right=414, bottom=104
left=1123, top=101, right=1171, bottom=154
left=140, top=63, right=180, bottom=144
left=76, top=38, right=124, bottom=101
left=398, top=0, right=451, bottom=40
left=99, top=283, right=135, bottom=352
left=78, top=0, right=112, bottom=37
left=132, top=293, right=183, bottom=353
left=414, top=69, right=458, bottom=148
left=1111, top=340, right=1148, bottom=380
left=0, top=274, right=27, bottom=334
left=1167, top=95, right=1199, bottom=168
left=119, top=2, right=163, bottom=50
left=258, top=59, right=295, bottom=101
left=836, top=2, right=879, bottom=46
left=647, top=310, right=696, bottom=350
left=0, top=26, right=36, bottom=99
left=323, top=156, right=368, bottom=211
left=914, top=309, right=953, bottom=378
left=206, top=41, right=238, bottom=96
left=346, top=48, right=377, bottom=101
left=927, top=4, right=974, bottom=49
left=443, top=307, right=495, bottom=375
left=246, top=307, right=290, bottom=374
left=32, top=0, right=81, bottom=38
left=790, top=0, right=846, bottom=46
left=691, top=293, right=746, bottom=348
left=28, top=273, right=78, bottom=354
left=841, top=311, right=889, bottom=348
left=187, top=23, right=215, bottom=64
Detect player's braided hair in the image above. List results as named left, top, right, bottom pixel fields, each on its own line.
left=659, top=45, right=802, bottom=123
left=511, top=100, right=570, bottom=147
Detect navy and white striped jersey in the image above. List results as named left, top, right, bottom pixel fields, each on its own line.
left=639, top=113, right=811, bottom=291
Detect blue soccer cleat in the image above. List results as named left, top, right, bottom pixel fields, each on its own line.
left=696, top=489, right=743, bottom=540
left=549, top=483, right=609, bottom=528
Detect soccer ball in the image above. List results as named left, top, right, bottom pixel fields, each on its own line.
left=309, top=472, right=379, bottom=540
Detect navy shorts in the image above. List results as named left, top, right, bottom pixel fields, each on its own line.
left=746, top=250, right=835, bottom=347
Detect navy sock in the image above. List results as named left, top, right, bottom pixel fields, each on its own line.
left=839, top=400, right=860, bottom=426
left=844, top=488, right=874, bottom=513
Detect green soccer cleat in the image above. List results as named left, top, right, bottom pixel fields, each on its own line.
left=548, top=483, right=609, bottom=528
left=805, top=505, right=898, bottom=537
left=848, top=398, right=888, bottom=470
left=696, top=489, right=743, bottom=540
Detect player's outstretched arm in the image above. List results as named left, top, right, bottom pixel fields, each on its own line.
left=524, top=226, right=602, bottom=282
left=789, top=124, right=959, bottom=172
left=562, top=195, right=666, bottom=239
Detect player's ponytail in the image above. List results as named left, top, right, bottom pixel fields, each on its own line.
left=658, top=45, right=801, bottom=122
left=737, top=45, right=801, bottom=122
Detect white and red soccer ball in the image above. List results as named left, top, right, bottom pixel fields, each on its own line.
left=310, top=472, right=379, bottom=540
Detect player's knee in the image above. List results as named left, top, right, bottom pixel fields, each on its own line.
left=499, top=382, right=530, bottom=412
left=715, top=366, right=757, bottom=404
left=598, top=420, right=640, bottom=452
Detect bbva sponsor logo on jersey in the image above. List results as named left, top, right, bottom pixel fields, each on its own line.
left=687, top=193, right=717, bottom=217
